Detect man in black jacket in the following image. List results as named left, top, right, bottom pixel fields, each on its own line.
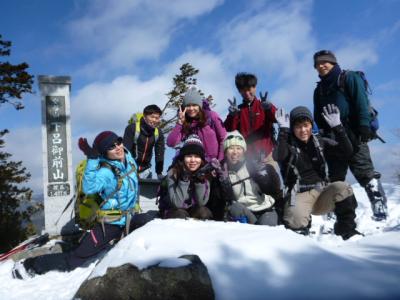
left=313, top=50, right=387, bottom=221
left=273, top=105, right=361, bottom=240
left=123, top=105, right=165, bottom=179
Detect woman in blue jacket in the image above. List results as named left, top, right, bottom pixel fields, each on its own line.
left=13, top=131, right=153, bottom=279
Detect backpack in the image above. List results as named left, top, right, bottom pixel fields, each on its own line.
left=337, top=70, right=384, bottom=143
left=75, top=159, right=141, bottom=230
left=128, top=112, right=160, bottom=144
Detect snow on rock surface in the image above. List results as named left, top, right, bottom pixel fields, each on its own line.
left=1, top=184, right=399, bottom=300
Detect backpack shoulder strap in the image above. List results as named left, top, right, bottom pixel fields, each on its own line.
left=312, top=134, right=329, bottom=183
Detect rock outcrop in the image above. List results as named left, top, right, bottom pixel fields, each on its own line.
left=74, top=254, right=214, bottom=300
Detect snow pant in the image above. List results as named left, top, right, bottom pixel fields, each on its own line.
left=283, top=181, right=353, bottom=229
left=22, top=211, right=157, bottom=275
left=326, top=142, right=376, bottom=186
left=164, top=206, right=213, bottom=220
left=228, top=202, right=278, bottom=226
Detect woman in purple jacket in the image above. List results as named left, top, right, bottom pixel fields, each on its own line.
left=167, top=87, right=227, bottom=161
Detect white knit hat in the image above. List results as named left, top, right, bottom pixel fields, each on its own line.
left=223, top=131, right=247, bottom=151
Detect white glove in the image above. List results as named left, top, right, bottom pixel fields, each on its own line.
left=322, top=104, right=341, bottom=128
left=275, top=108, right=290, bottom=128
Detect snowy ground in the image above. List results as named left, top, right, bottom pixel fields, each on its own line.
left=1, top=183, right=399, bottom=300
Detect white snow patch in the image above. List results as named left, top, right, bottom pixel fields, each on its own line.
left=0, top=184, right=399, bottom=300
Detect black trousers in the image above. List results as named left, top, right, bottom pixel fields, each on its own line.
left=24, top=211, right=158, bottom=275
left=326, top=142, right=376, bottom=186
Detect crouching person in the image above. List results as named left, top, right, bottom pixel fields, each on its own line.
left=13, top=131, right=154, bottom=279
left=158, top=135, right=213, bottom=220
left=208, top=131, right=281, bottom=225
left=273, top=105, right=362, bottom=240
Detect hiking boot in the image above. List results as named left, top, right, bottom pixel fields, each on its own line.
left=365, top=177, right=388, bottom=221
left=12, top=260, right=35, bottom=280
left=334, top=195, right=362, bottom=240
left=338, top=228, right=364, bottom=241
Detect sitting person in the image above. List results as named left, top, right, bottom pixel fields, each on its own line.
left=208, top=131, right=282, bottom=225
left=13, top=131, right=154, bottom=279
left=158, top=134, right=213, bottom=220
left=273, top=105, right=362, bottom=240
left=123, top=104, right=165, bottom=179
left=167, top=87, right=227, bottom=161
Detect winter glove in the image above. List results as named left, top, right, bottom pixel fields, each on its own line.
left=322, top=104, right=341, bottom=128
left=359, top=125, right=372, bottom=143
left=193, top=163, right=214, bottom=182
left=227, top=97, right=239, bottom=116
left=259, top=91, right=272, bottom=110
left=181, top=169, right=192, bottom=182
left=78, top=138, right=99, bottom=159
left=275, top=108, right=290, bottom=128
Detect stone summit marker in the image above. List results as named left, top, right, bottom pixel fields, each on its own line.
left=39, top=76, right=75, bottom=235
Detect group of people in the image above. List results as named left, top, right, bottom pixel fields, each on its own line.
left=12, top=50, right=388, bottom=279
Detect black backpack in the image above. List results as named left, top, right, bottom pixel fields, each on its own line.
left=337, top=70, right=384, bottom=143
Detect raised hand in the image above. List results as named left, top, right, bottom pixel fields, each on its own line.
left=178, top=106, right=187, bottom=125
left=259, top=91, right=272, bottom=110
left=275, top=108, right=290, bottom=128
left=227, top=97, right=239, bottom=115
left=78, top=138, right=99, bottom=159
left=322, top=104, right=341, bottom=128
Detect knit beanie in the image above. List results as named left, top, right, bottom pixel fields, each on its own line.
left=93, top=131, right=120, bottom=156
left=179, top=134, right=205, bottom=160
left=223, top=130, right=247, bottom=151
left=290, top=106, right=313, bottom=126
left=182, top=87, right=203, bottom=107
left=313, top=50, right=337, bottom=67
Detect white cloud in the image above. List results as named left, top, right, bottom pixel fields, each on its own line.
left=3, top=127, right=43, bottom=194
left=71, top=49, right=232, bottom=139
left=218, top=1, right=315, bottom=79
left=215, top=1, right=318, bottom=108
left=68, top=0, right=224, bottom=76
left=335, top=41, right=378, bottom=69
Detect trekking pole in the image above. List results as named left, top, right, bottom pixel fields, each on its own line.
left=375, top=133, right=386, bottom=143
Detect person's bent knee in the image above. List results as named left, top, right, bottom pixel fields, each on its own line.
left=165, top=208, right=190, bottom=219
left=190, top=206, right=213, bottom=220
left=328, top=181, right=353, bottom=203
left=283, top=209, right=311, bottom=229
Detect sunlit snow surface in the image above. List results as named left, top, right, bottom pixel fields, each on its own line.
left=1, top=183, right=399, bottom=300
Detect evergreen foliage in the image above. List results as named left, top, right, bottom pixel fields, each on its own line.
left=0, top=35, right=36, bottom=252
left=0, top=34, right=34, bottom=110
left=160, top=63, right=213, bottom=134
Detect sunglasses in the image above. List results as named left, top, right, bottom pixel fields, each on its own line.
left=108, top=138, right=123, bottom=151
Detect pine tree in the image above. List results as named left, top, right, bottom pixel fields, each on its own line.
left=0, top=34, right=34, bottom=110
left=0, top=130, right=37, bottom=252
left=0, top=35, right=35, bottom=252
left=159, top=63, right=213, bottom=134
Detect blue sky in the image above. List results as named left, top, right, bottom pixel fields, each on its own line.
left=0, top=0, right=399, bottom=194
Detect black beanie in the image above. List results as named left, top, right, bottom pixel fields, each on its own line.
left=93, top=131, right=120, bottom=156
left=290, top=106, right=313, bottom=126
left=179, top=134, right=205, bottom=160
left=313, top=50, right=337, bottom=67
